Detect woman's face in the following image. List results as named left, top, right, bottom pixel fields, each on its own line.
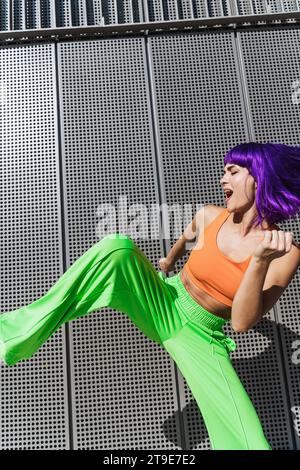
left=220, top=164, right=257, bottom=211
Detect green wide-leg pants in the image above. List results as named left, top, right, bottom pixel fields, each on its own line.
left=0, top=233, right=272, bottom=450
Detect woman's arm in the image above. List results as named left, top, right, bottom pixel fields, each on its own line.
left=164, top=205, right=207, bottom=268
left=231, top=244, right=300, bottom=332
left=231, top=257, right=270, bottom=332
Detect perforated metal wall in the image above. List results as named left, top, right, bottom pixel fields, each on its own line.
left=0, top=44, right=70, bottom=449
left=1, top=25, right=300, bottom=450
left=1, top=0, right=300, bottom=32
left=57, top=38, right=181, bottom=450
left=148, top=31, right=251, bottom=450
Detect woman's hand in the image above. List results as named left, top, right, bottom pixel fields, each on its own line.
left=159, top=257, right=175, bottom=274
left=253, top=230, right=295, bottom=263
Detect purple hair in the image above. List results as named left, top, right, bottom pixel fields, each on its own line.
left=223, top=142, right=300, bottom=229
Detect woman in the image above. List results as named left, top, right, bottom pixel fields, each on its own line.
left=1, top=142, right=300, bottom=450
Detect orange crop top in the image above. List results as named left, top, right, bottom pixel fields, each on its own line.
left=184, top=208, right=279, bottom=307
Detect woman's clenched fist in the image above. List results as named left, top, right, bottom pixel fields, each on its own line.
left=158, top=257, right=175, bottom=273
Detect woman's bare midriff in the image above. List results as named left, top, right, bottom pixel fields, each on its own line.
left=180, top=266, right=232, bottom=321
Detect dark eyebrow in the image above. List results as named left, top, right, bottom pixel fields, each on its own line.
left=223, top=165, right=238, bottom=173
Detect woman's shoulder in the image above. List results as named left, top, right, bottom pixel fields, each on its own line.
left=192, top=205, right=224, bottom=246
left=204, top=205, right=225, bottom=226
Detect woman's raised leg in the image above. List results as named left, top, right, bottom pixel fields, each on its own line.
left=0, top=233, right=187, bottom=366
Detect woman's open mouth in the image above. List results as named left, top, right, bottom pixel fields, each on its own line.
left=225, top=191, right=233, bottom=203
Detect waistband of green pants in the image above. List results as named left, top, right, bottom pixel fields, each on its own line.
left=164, top=271, right=229, bottom=332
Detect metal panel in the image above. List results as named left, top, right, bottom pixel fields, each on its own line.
left=57, top=38, right=181, bottom=449
left=236, top=0, right=300, bottom=25
left=238, top=25, right=300, bottom=449
left=0, top=43, right=70, bottom=449
left=56, top=0, right=72, bottom=27
left=148, top=30, right=294, bottom=450
left=1, top=1, right=300, bottom=33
